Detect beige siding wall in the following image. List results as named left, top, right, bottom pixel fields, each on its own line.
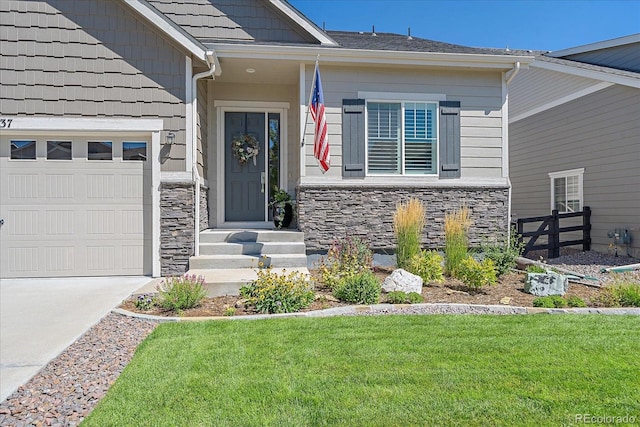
left=148, top=0, right=315, bottom=43
left=206, top=81, right=299, bottom=225
left=509, top=66, right=604, bottom=120
left=0, top=0, right=189, bottom=172
left=302, top=65, right=505, bottom=179
left=510, top=84, right=640, bottom=256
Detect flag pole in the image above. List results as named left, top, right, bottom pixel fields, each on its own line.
left=301, top=54, right=320, bottom=148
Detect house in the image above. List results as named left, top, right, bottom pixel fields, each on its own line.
left=509, top=34, right=640, bottom=258
left=0, top=0, right=533, bottom=279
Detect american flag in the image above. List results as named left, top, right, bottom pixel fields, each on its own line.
left=310, top=66, right=330, bottom=173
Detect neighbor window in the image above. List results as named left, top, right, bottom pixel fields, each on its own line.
left=88, top=141, right=113, bottom=160
left=123, top=142, right=147, bottom=161
left=10, top=140, right=36, bottom=159
left=47, top=141, right=72, bottom=160
left=367, top=101, right=437, bottom=175
left=549, top=168, right=584, bottom=213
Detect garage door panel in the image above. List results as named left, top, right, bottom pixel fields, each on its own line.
left=1, top=135, right=151, bottom=278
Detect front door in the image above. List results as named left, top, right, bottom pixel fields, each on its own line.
left=225, top=112, right=266, bottom=222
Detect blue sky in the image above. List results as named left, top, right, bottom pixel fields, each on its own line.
left=289, top=0, right=640, bottom=52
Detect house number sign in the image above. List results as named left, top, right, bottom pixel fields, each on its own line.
left=0, top=118, right=13, bottom=128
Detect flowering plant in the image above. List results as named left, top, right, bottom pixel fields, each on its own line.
left=231, top=133, right=260, bottom=165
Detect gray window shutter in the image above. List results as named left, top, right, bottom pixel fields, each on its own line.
left=439, top=100, right=461, bottom=178
left=342, top=99, right=366, bottom=178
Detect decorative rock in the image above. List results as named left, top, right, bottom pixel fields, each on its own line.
left=499, top=297, right=512, bottom=305
left=382, top=269, right=423, bottom=294
left=524, top=272, right=569, bottom=296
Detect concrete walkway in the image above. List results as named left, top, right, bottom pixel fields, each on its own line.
left=0, top=276, right=152, bottom=402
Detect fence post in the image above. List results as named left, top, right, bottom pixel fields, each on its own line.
left=583, top=206, right=592, bottom=252
left=550, top=209, right=560, bottom=258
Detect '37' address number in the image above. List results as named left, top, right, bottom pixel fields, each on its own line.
left=0, top=119, right=13, bottom=128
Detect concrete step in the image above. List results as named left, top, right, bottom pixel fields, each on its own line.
left=199, top=242, right=306, bottom=256
left=199, top=229, right=305, bottom=244
left=189, top=254, right=308, bottom=270
left=188, top=267, right=311, bottom=297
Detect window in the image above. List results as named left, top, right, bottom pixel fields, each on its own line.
left=47, top=141, right=72, bottom=160
left=10, top=140, right=36, bottom=159
left=549, top=168, right=584, bottom=213
left=367, top=101, right=437, bottom=175
left=123, top=142, right=147, bottom=161
left=88, top=141, right=113, bottom=160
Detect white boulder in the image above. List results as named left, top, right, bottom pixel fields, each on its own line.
left=382, top=269, right=423, bottom=294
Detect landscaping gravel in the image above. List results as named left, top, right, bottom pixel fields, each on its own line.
left=525, top=250, right=640, bottom=283
left=0, top=314, right=157, bottom=427
left=1, top=250, right=637, bottom=426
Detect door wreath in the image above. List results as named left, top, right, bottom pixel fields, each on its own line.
left=231, top=134, right=260, bottom=166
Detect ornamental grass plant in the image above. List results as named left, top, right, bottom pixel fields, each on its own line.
left=393, top=198, right=426, bottom=269
left=444, top=206, right=472, bottom=276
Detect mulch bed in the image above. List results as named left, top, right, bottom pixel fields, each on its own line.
left=119, top=267, right=604, bottom=318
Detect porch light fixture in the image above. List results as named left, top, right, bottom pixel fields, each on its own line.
left=245, top=68, right=256, bottom=73
left=166, top=132, right=176, bottom=144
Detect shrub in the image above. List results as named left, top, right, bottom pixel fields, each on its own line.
left=592, top=274, right=640, bottom=307
left=444, top=207, right=471, bottom=276
left=156, top=275, right=207, bottom=312
left=393, top=198, right=426, bottom=270
left=566, top=296, right=587, bottom=308
left=407, top=292, right=424, bottom=304
left=526, top=265, right=547, bottom=274
left=240, top=268, right=314, bottom=314
left=532, top=295, right=567, bottom=308
left=333, top=271, right=381, bottom=305
left=456, top=256, right=497, bottom=291
left=385, top=291, right=424, bottom=304
left=407, top=250, right=444, bottom=284
left=319, top=236, right=373, bottom=289
left=480, top=227, right=525, bottom=277
left=134, top=293, right=157, bottom=311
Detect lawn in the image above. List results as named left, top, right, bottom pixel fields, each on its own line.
left=83, top=315, right=640, bottom=426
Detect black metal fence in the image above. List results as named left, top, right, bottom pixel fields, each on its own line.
left=515, top=207, right=591, bottom=258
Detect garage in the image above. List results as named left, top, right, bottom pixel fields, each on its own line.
left=0, top=131, right=154, bottom=278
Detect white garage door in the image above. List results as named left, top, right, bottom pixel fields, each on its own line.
left=0, top=135, right=152, bottom=278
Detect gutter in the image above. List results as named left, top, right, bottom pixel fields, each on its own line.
left=191, top=51, right=217, bottom=257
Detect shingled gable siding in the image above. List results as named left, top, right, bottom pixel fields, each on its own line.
left=148, top=0, right=316, bottom=43
left=0, top=0, right=195, bottom=275
left=297, top=185, right=509, bottom=252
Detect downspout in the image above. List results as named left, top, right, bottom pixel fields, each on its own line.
left=192, top=51, right=216, bottom=257
left=504, top=61, right=521, bottom=244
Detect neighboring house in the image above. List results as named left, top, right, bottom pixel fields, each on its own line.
left=509, top=34, right=640, bottom=258
left=0, top=0, right=533, bottom=279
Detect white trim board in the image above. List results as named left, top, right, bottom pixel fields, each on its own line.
left=357, top=92, right=446, bottom=101
left=510, top=81, right=613, bottom=123
left=0, top=117, right=164, bottom=132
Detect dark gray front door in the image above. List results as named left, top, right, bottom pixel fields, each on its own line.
left=225, top=112, right=266, bottom=222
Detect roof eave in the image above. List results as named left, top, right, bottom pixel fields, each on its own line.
left=119, top=0, right=212, bottom=64
left=210, top=43, right=534, bottom=69
left=547, top=33, right=640, bottom=58
left=268, top=0, right=337, bottom=46
left=532, top=59, right=640, bottom=88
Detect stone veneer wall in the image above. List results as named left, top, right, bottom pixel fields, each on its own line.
left=297, top=185, right=510, bottom=252
left=160, top=182, right=195, bottom=276
left=199, top=183, right=209, bottom=231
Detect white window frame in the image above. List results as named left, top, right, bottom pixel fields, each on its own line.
left=548, top=168, right=584, bottom=213
left=364, top=98, right=441, bottom=176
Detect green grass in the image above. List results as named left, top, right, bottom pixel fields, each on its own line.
left=83, top=315, right=640, bottom=426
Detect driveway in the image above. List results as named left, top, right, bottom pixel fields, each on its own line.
left=0, top=276, right=152, bottom=402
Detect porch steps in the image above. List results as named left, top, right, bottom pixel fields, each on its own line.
left=187, top=229, right=309, bottom=296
